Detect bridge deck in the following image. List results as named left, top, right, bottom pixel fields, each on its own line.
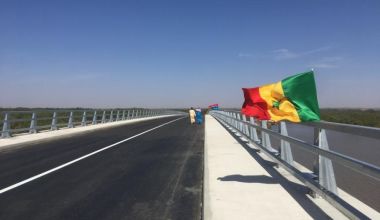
left=204, top=115, right=347, bottom=220
left=0, top=116, right=203, bottom=220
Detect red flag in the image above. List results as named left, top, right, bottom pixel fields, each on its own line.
left=241, top=88, right=270, bottom=120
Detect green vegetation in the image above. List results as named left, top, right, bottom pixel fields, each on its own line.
left=221, top=108, right=380, bottom=128
left=320, top=108, right=380, bottom=128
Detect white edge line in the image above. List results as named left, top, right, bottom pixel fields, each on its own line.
left=0, top=116, right=186, bottom=195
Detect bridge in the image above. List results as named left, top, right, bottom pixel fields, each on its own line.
left=0, top=109, right=379, bottom=219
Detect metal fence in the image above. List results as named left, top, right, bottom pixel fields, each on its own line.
left=210, top=110, right=380, bottom=220
left=1, top=109, right=181, bottom=138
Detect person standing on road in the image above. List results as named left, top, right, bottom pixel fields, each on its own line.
left=189, top=107, right=196, bottom=124
left=195, top=108, right=203, bottom=124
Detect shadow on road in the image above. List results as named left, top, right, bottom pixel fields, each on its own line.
left=218, top=174, right=278, bottom=184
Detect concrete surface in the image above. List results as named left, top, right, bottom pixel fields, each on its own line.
left=204, top=114, right=346, bottom=220
left=204, top=116, right=380, bottom=220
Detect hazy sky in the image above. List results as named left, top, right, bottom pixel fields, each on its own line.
left=1, top=0, right=379, bottom=108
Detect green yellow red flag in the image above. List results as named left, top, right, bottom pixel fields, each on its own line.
left=241, top=71, right=320, bottom=122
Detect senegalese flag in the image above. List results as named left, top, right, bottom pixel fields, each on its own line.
left=241, top=71, right=320, bottom=122
left=208, top=104, right=219, bottom=110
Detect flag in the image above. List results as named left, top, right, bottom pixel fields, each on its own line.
left=242, top=71, right=320, bottom=122
left=208, top=104, right=219, bottom=110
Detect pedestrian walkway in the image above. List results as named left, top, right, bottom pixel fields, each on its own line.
left=203, top=114, right=348, bottom=220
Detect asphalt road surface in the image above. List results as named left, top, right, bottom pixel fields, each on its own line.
left=0, top=116, right=204, bottom=220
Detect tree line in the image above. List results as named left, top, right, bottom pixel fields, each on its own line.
left=320, top=108, right=380, bottom=128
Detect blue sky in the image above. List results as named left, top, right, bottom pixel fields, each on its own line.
left=1, top=0, right=379, bottom=108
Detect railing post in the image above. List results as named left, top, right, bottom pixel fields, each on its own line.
left=220, top=110, right=231, bottom=129
left=92, top=111, right=97, bottom=125
left=318, top=129, right=338, bottom=194
left=242, top=115, right=250, bottom=136
left=101, top=111, right=106, bottom=123
left=51, top=112, right=58, bottom=131
left=81, top=111, right=87, bottom=126
left=261, top=120, right=277, bottom=152
left=232, top=113, right=238, bottom=130
left=29, top=112, right=37, bottom=134
left=235, top=113, right=239, bottom=130
left=249, top=117, right=260, bottom=143
left=229, top=113, right=235, bottom=130
left=122, top=110, right=126, bottom=120
left=280, top=121, right=294, bottom=165
left=230, top=112, right=234, bottom=125
left=127, top=110, right=130, bottom=119
left=68, top=112, right=74, bottom=128
left=313, top=127, right=320, bottom=175
left=236, top=113, right=243, bottom=132
left=116, top=110, right=120, bottom=121
left=1, top=113, right=11, bottom=138
left=131, top=110, right=135, bottom=119
left=109, top=110, right=113, bottom=122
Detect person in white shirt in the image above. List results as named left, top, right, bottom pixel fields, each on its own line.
left=189, top=107, right=196, bottom=124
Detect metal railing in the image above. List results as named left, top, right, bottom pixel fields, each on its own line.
left=1, top=109, right=182, bottom=138
left=210, top=110, right=380, bottom=220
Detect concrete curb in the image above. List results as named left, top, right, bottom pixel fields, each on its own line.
left=203, top=117, right=211, bottom=220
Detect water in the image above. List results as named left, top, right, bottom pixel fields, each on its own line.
left=268, top=123, right=380, bottom=212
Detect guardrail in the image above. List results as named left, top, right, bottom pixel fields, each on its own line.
left=210, top=110, right=380, bottom=220
left=1, top=109, right=182, bottom=138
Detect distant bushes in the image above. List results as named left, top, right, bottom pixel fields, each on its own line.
left=320, top=109, right=380, bottom=128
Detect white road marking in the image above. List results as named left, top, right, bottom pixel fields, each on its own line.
left=0, top=116, right=186, bottom=195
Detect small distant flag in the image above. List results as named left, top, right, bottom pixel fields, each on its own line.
left=241, top=71, right=320, bottom=122
left=208, top=104, right=219, bottom=110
